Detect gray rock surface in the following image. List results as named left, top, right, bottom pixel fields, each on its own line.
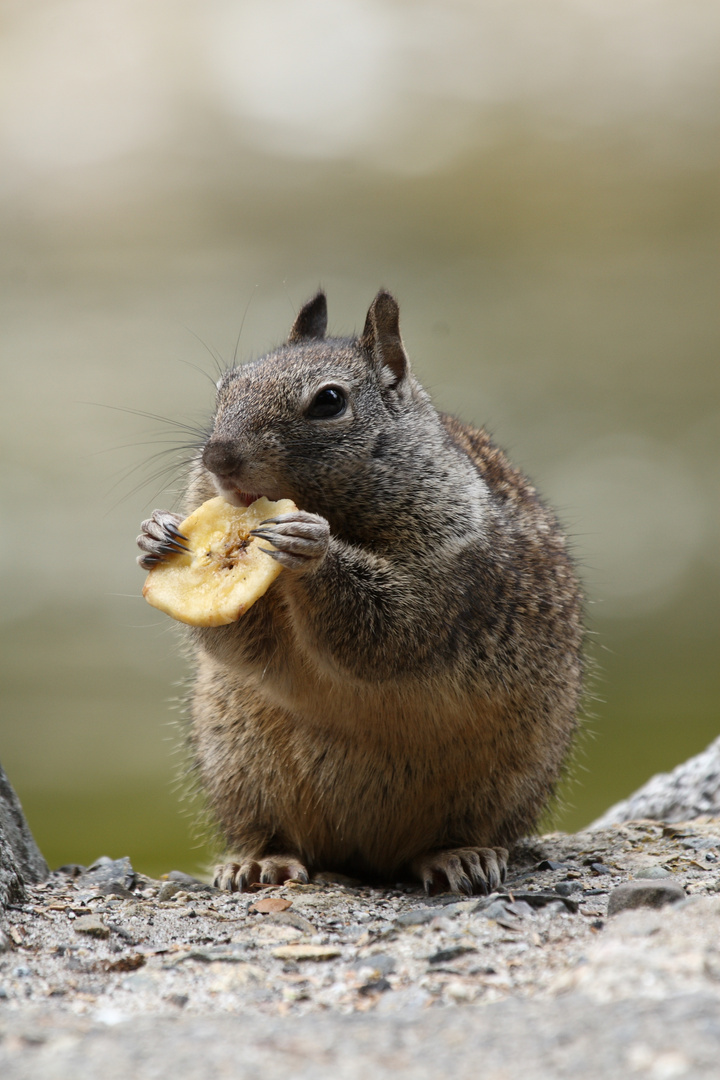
left=591, top=735, right=720, bottom=828
left=607, top=878, right=686, bottom=915
left=1, top=819, right=719, bottom=1078
left=2, top=994, right=720, bottom=1080
left=0, top=762, right=48, bottom=909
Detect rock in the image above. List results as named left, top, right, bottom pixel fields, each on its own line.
left=358, top=977, right=391, bottom=995
left=73, top=915, right=111, bottom=938
left=79, top=857, right=136, bottom=891
left=591, top=735, right=720, bottom=827
left=634, top=866, right=673, bottom=880
left=271, top=944, right=341, bottom=962
left=607, top=880, right=685, bottom=916
left=351, top=954, right=396, bottom=977
left=167, top=870, right=209, bottom=886
left=555, top=881, right=582, bottom=896
left=395, top=907, right=440, bottom=927
left=0, top=760, right=48, bottom=909
left=158, top=882, right=184, bottom=901
left=427, top=945, right=477, bottom=965
left=250, top=897, right=293, bottom=914
left=264, top=911, right=317, bottom=935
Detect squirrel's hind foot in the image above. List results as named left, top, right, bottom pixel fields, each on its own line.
left=412, top=846, right=508, bottom=896
left=213, top=855, right=310, bottom=892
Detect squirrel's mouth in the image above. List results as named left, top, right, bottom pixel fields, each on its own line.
left=224, top=486, right=262, bottom=508
left=211, top=477, right=263, bottom=508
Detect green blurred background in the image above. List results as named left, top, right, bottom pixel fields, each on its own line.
left=1, top=1, right=718, bottom=878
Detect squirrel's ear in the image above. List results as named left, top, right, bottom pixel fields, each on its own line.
left=288, top=292, right=328, bottom=343
left=360, top=290, right=408, bottom=386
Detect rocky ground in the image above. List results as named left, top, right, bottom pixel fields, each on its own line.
left=1, top=817, right=720, bottom=1078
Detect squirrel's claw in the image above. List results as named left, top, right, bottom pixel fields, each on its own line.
left=136, top=509, right=186, bottom=570
left=214, top=855, right=310, bottom=892
left=412, top=846, right=508, bottom=896
left=250, top=510, right=330, bottom=572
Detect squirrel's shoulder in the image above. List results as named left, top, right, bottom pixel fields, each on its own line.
left=438, top=412, right=541, bottom=512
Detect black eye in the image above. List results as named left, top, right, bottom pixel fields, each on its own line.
left=307, top=387, right=347, bottom=419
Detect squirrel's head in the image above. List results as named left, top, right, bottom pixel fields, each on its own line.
left=200, top=290, right=431, bottom=519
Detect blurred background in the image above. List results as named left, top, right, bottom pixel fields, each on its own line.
left=1, top=0, right=718, bottom=878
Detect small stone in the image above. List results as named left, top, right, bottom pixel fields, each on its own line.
left=358, top=977, right=391, bottom=995
left=264, top=911, right=317, bottom=935
left=481, top=899, right=515, bottom=921
left=633, top=866, right=672, bottom=880
left=607, top=880, right=685, bottom=916
left=555, top=881, right=581, bottom=897
left=73, top=915, right=110, bottom=938
left=250, top=897, right=293, bottom=914
left=427, top=945, right=477, bottom=965
left=80, top=857, right=135, bottom=892
left=395, top=907, right=440, bottom=927
left=505, top=901, right=534, bottom=917
left=351, top=953, right=396, bottom=976
left=500, top=892, right=579, bottom=914
left=99, top=882, right=135, bottom=900
left=158, top=882, right=184, bottom=902
left=104, top=953, right=146, bottom=974
left=535, top=860, right=567, bottom=871
left=167, top=870, right=207, bottom=886
left=590, top=863, right=612, bottom=875
left=439, top=899, right=482, bottom=918
left=272, top=944, right=341, bottom=961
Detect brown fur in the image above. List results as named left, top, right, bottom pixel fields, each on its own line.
left=141, top=290, right=583, bottom=892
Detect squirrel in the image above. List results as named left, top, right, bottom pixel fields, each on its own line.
left=137, top=290, right=583, bottom=895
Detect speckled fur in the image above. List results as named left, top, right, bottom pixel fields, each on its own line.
left=170, top=292, right=583, bottom=885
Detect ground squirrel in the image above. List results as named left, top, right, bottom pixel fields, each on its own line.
left=137, top=290, right=583, bottom=894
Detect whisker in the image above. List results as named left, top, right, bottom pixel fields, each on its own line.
left=82, top=401, right=209, bottom=440
left=181, top=328, right=227, bottom=382
left=233, top=286, right=259, bottom=369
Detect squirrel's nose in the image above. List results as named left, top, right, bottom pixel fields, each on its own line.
left=202, top=440, right=242, bottom=479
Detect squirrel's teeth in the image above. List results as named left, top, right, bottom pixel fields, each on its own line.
left=232, top=489, right=262, bottom=508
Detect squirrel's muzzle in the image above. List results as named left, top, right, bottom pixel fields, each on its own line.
left=202, top=440, right=243, bottom=480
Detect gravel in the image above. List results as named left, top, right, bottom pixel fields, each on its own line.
left=1, top=817, right=719, bottom=1077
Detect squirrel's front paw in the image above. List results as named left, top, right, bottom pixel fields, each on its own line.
left=250, top=510, right=330, bottom=572
left=136, top=510, right=187, bottom=569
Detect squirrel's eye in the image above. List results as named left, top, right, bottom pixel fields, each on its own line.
left=307, top=387, right=347, bottom=419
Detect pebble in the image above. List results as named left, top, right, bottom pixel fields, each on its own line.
left=271, top=944, right=342, bottom=962
left=79, top=857, right=135, bottom=892
left=73, top=915, right=110, bottom=938
left=263, top=911, right=317, bottom=935
left=351, top=953, right=396, bottom=977
left=634, top=866, right=673, bottom=880
left=395, top=907, right=440, bottom=927
left=555, top=881, right=582, bottom=896
left=157, top=882, right=184, bottom=902
left=249, top=897, right=293, bottom=915
left=607, top=880, right=686, bottom=916
left=2, top=823, right=719, bottom=1032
